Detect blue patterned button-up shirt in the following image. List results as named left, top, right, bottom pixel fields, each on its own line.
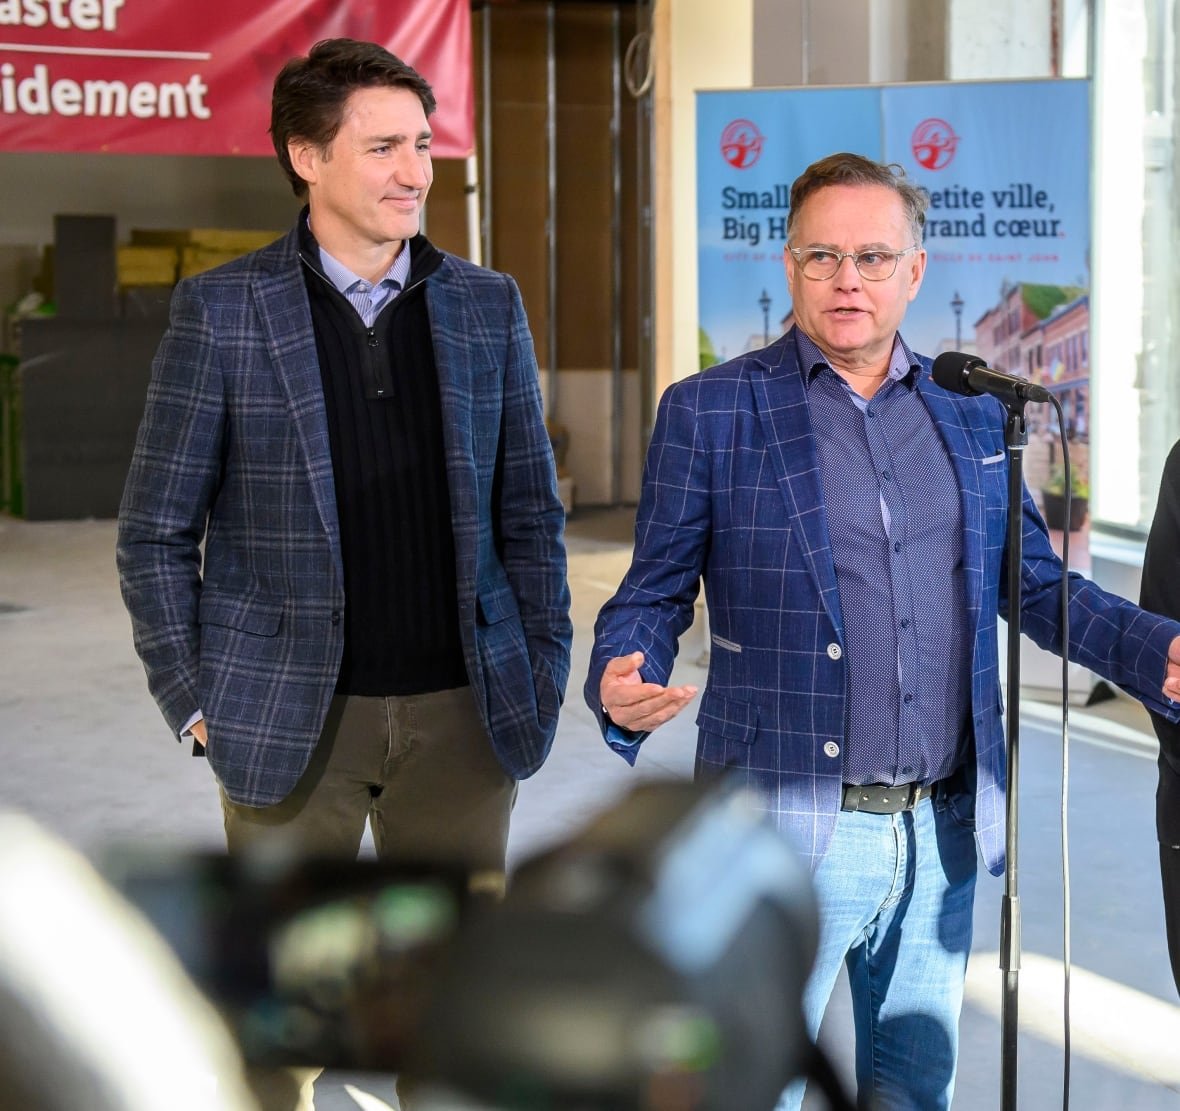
left=798, top=329, right=972, bottom=786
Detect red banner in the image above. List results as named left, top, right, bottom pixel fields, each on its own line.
left=0, top=0, right=473, bottom=157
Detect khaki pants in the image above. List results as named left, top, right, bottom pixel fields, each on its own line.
left=220, top=686, right=515, bottom=1111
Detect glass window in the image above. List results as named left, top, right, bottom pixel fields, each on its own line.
left=1090, top=0, right=1178, bottom=535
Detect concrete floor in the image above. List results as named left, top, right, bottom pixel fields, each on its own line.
left=1, top=507, right=1178, bottom=1109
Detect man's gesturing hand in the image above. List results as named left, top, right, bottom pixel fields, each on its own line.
left=599, top=651, right=698, bottom=733
left=1164, top=635, right=1180, bottom=703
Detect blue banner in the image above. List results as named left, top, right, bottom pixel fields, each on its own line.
left=696, top=80, right=1091, bottom=472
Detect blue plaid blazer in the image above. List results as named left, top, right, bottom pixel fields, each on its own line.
left=587, top=329, right=1180, bottom=874
left=118, top=223, right=571, bottom=806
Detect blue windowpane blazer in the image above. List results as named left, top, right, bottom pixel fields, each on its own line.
left=587, top=329, right=1180, bottom=875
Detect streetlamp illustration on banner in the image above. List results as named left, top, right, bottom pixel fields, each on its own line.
left=951, top=290, right=965, bottom=349
left=758, top=288, right=771, bottom=346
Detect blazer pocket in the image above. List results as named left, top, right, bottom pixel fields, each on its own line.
left=476, top=585, right=520, bottom=625
left=981, top=452, right=1006, bottom=466
left=695, top=690, right=757, bottom=744
left=198, top=591, right=283, bottom=637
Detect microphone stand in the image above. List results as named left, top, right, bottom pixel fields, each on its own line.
left=1000, top=402, right=1028, bottom=1111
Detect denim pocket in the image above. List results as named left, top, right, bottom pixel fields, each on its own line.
left=937, top=786, right=976, bottom=830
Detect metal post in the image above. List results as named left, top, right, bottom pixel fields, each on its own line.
left=546, top=2, right=558, bottom=419
left=610, top=6, right=624, bottom=506
left=464, top=155, right=482, bottom=266
left=480, top=3, right=494, bottom=267
left=1000, top=405, right=1029, bottom=1111
left=635, top=0, right=655, bottom=474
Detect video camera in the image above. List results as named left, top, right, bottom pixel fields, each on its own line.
left=2, top=780, right=851, bottom=1110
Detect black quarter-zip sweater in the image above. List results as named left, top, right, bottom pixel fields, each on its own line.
left=299, top=221, right=468, bottom=697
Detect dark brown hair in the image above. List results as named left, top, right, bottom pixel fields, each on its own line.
left=270, top=38, right=437, bottom=198
left=787, top=152, right=929, bottom=244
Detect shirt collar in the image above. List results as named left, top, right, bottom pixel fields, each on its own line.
left=794, top=327, right=921, bottom=391
left=316, top=239, right=411, bottom=298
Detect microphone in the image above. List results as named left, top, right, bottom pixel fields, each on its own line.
left=931, top=351, right=1052, bottom=406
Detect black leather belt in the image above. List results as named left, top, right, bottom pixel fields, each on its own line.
left=841, top=780, right=935, bottom=814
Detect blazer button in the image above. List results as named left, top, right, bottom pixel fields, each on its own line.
left=826, top=643, right=842, bottom=660
left=331, top=611, right=341, bottom=626
left=824, top=741, right=840, bottom=758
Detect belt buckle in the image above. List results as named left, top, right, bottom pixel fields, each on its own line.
left=840, top=781, right=927, bottom=814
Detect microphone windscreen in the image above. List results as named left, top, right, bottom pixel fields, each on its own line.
left=931, top=351, right=980, bottom=396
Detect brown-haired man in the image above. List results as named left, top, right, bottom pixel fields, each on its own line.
left=119, top=39, right=571, bottom=1109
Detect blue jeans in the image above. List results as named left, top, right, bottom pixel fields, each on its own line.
left=778, top=787, right=978, bottom=1110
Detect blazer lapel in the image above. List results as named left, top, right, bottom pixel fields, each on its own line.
left=917, top=374, right=986, bottom=636
left=748, top=334, right=844, bottom=637
left=251, top=238, right=342, bottom=570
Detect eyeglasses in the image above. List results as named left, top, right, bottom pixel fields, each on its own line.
left=788, top=245, right=919, bottom=281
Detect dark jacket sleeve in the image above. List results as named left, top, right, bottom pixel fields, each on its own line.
left=584, top=376, right=708, bottom=759
left=116, top=279, right=225, bottom=737
left=495, top=276, right=573, bottom=746
left=1141, top=439, right=1180, bottom=845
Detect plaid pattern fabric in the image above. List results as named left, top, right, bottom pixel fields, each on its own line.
left=587, top=328, right=1180, bottom=874
left=118, top=224, right=571, bottom=806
